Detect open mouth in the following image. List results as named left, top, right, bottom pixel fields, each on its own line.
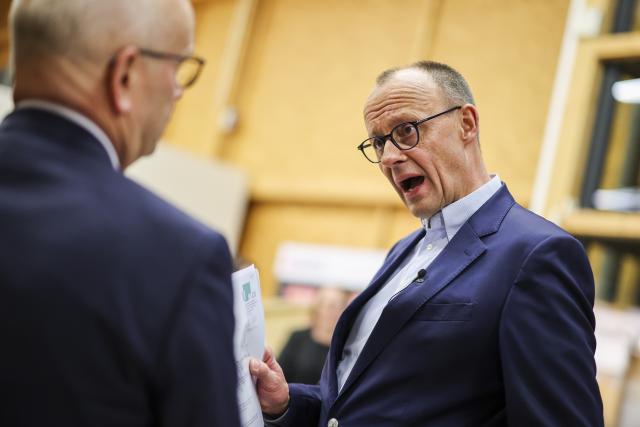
left=399, top=176, right=425, bottom=192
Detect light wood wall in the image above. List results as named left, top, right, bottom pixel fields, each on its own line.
left=165, top=0, right=571, bottom=295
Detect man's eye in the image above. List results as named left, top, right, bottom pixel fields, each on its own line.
left=372, top=138, right=386, bottom=151
left=396, top=124, right=415, bottom=138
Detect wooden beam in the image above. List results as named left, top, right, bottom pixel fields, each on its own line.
left=208, top=0, right=258, bottom=156
left=562, top=209, right=640, bottom=241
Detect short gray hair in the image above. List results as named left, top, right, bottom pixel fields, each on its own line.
left=10, top=0, right=161, bottom=63
left=376, top=60, right=475, bottom=106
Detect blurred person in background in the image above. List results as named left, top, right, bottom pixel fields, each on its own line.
left=0, top=1, right=240, bottom=426
left=279, top=287, right=350, bottom=384
left=250, top=61, right=603, bottom=426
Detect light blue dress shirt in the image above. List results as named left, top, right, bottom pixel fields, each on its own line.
left=336, top=175, right=503, bottom=392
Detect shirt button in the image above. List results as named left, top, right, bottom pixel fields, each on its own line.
left=426, top=243, right=433, bottom=250
left=328, top=418, right=339, bottom=427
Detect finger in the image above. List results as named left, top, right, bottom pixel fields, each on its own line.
left=262, top=345, right=274, bottom=362
left=250, top=359, right=276, bottom=384
left=262, top=347, right=284, bottom=375
left=249, top=358, right=265, bottom=378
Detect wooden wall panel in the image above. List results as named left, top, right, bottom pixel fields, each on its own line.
left=427, top=0, right=570, bottom=206
left=162, top=0, right=236, bottom=154
left=240, top=202, right=392, bottom=295
left=218, top=0, right=431, bottom=200
left=213, top=0, right=570, bottom=206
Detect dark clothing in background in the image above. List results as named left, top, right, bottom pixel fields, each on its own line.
left=279, top=329, right=329, bottom=385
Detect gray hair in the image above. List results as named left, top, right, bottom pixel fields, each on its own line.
left=376, top=60, right=475, bottom=106
left=9, top=0, right=165, bottom=64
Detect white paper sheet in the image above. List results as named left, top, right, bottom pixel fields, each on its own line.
left=232, top=265, right=265, bottom=427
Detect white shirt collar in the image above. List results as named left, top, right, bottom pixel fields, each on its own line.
left=422, top=175, right=502, bottom=241
left=16, top=99, right=120, bottom=170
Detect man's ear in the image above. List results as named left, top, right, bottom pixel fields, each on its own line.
left=459, top=104, right=479, bottom=143
left=108, top=45, right=139, bottom=114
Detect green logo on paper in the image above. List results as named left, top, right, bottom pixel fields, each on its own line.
left=242, top=282, right=252, bottom=302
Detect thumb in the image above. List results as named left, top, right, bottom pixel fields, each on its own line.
left=250, top=358, right=283, bottom=390
left=249, top=358, right=262, bottom=376
left=250, top=358, right=272, bottom=381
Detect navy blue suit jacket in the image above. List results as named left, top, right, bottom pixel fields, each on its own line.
left=0, top=108, right=241, bottom=427
left=274, top=185, right=603, bottom=426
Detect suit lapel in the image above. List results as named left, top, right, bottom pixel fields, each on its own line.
left=326, top=229, right=425, bottom=399
left=335, top=222, right=486, bottom=399
left=326, top=186, right=516, bottom=404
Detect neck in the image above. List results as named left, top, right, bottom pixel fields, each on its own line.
left=460, top=142, right=491, bottom=196
left=13, top=56, right=132, bottom=168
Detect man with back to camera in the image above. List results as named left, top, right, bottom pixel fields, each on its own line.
left=0, top=1, right=241, bottom=426
left=250, top=61, right=604, bottom=426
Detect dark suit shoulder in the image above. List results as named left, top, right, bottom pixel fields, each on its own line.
left=502, top=203, right=582, bottom=248
left=0, top=110, right=239, bottom=427
left=103, top=172, right=220, bottom=246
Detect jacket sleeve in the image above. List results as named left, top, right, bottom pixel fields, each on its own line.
left=265, top=383, right=322, bottom=427
left=156, top=231, right=241, bottom=427
left=499, top=234, right=603, bottom=426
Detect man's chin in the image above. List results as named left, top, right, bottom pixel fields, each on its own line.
left=141, top=139, right=161, bottom=157
left=125, top=140, right=159, bottom=169
left=146, top=142, right=159, bottom=155
left=406, top=201, right=436, bottom=219
left=405, top=201, right=423, bottom=218
left=397, top=191, right=435, bottom=218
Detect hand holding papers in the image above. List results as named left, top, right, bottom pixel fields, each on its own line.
left=232, top=265, right=265, bottom=427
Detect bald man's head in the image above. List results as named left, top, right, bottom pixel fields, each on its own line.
left=9, top=0, right=197, bottom=169
left=10, top=0, right=194, bottom=66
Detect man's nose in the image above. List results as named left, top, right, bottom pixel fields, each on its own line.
left=379, top=139, right=406, bottom=166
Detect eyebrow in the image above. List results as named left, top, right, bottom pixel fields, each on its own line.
left=368, top=115, right=418, bottom=138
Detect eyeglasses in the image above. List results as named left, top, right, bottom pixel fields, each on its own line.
left=357, top=106, right=461, bottom=163
left=139, top=48, right=206, bottom=89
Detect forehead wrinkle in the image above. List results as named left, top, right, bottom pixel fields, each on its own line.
left=364, top=91, right=438, bottom=136
left=365, top=94, right=426, bottom=121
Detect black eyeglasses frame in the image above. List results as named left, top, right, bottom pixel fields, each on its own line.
left=357, top=105, right=462, bottom=163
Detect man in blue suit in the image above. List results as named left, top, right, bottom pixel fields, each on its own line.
left=251, top=62, right=603, bottom=426
left=0, top=1, right=241, bottom=426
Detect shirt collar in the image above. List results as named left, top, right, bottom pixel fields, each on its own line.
left=16, top=99, right=120, bottom=170
left=422, top=175, right=502, bottom=241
